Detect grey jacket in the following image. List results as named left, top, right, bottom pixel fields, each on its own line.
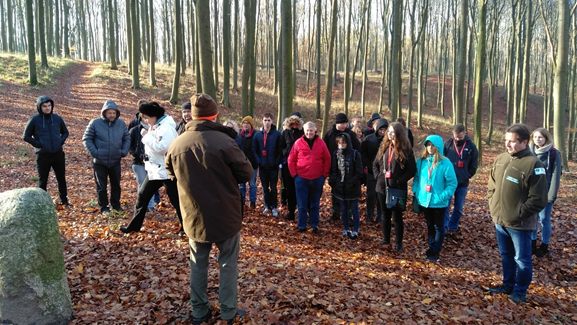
left=82, top=100, right=130, bottom=167
left=530, top=143, right=562, bottom=203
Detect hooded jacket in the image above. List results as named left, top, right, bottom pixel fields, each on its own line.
left=412, top=135, right=457, bottom=208
left=279, top=114, right=305, bottom=162
left=488, top=146, right=548, bottom=230
left=323, top=124, right=361, bottom=159
left=23, top=96, right=69, bottom=154
left=237, top=127, right=258, bottom=169
left=329, top=133, right=363, bottom=200
left=373, top=135, right=417, bottom=194
left=165, top=120, right=253, bottom=243
left=361, top=118, right=389, bottom=174
left=142, top=115, right=178, bottom=180
left=82, top=100, right=130, bottom=167
left=443, top=134, right=478, bottom=187
left=252, top=124, right=282, bottom=168
left=288, top=135, right=331, bottom=180
left=529, top=143, right=562, bottom=203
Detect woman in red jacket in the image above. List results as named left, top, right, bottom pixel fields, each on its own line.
left=288, top=121, right=331, bottom=234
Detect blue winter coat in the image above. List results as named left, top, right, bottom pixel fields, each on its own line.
left=413, top=135, right=458, bottom=208
left=252, top=124, right=282, bottom=169
left=23, top=96, right=69, bottom=154
left=82, top=100, right=130, bottom=167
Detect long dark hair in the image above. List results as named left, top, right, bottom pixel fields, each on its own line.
left=376, top=122, right=411, bottom=169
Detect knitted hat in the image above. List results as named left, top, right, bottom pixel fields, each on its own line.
left=181, top=101, right=191, bottom=111
left=139, top=101, right=165, bottom=118
left=242, top=116, right=254, bottom=129
left=335, top=113, right=348, bottom=124
left=190, top=93, right=218, bottom=120
left=290, top=111, right=302, bottom=118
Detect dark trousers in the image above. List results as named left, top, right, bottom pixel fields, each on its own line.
left=365, top=173, right=381, bottom=220
left=125, top=176, right=183, bottom=231
left=281, top=164, right=297, bottom=214
left=36, top=151, right=68, bottom=203
left=424, top=207, right=446, bottom=254
left=331, top=195, right=342, bottom=219
left=93, top=163, right=121, bottom=211
left=259, top=167, right=278, bottom=209
left=378, top=192, right=404, bottom=246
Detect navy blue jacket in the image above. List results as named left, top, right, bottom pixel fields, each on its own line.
left=443, top=135, right=478, bottom=187
left=23, top=96, right=69, bottom=154
left=252, top=124, right=282, bottom=169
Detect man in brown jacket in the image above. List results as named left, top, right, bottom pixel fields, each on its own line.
left=165, top=93, right=253, bottom=324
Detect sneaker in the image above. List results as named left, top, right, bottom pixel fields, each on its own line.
left=509, top=292, right=527, bottom=303
left=272, top=208, right=278, bottom=217
left=312, top=228, right=322, bottom=234
left=489, top=285, right=513, bottom=295
left=535, top=244, right=549, bottom=258
left=263, top=208, right=270, bottom=215
left=284, top=211, right=295, bottom=220
left=147, top=207, right=154, bottom=212
left=426, top=255, right=439, bottom=262
left=298, top=228, right=306, bottom=232
left=223, top=309, right=246, bottom=324
left=420, top=249, right=433, bottom=258
left=250, top=201, right=256, bottom=209
left=342, top=230, right=350, bottom=237
left=350, top=231, right=359, bottom=239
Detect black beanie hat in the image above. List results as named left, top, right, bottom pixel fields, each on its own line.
left=181, top=101, right=192, bottom=111
left=335, top=113, right=348, bottom=124
left=290, top=111, right=302, bottom=118
left=139, top=101, right=165, bottom=118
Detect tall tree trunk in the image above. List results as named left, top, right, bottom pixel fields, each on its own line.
left=273, top=0, right=278, bottom=94
left=7, top=0, right=15, bottom=52
left=233, top=0, right=238, bottom=89
left=519, top=0, right=533, bottom=123
left=63, top=0, right=70, bottom=57
left=512, top=3, right=523, bottom=124
left=37, top=0, right=48, bottom=68
left=222, top=0, right=232, bottom=107
left=126, top=0, right=132, bottom=74
left=553, top=0, right=569, bottom=169
left=213, top=0, right=219, bottom=93
left=108, top=0, right=117, bottom=69
left=241, top=0, right=256, bottom=116
left=568, top=13, right=577, bottom=160
left=170, top=0, right=182, bottom=104
left=148, top=0, right=155, bottom=86
left=130, top=0, right=141, bottom=89
left=101, top=0, right=107, bottom=62
left=292, top=0, right=298, bottom=96
left=80, top=0, right=88, bottom=60
left=25, top=0, right=37, bottom=85
left=194, top=0, right=202, bottom=92
left=473, top=0, right=487, bottom=167
left=389, top=0, right=402, bottom=120
left=140, top=0, right=148, bottom=63
left=321, top=0, right=338, bottom=136
left=343, top=0, right=353, bottom=115
left=454, top=0, right=468, bottom=124
left=280, top=0, right=293, bottom=120
left=315, top=0, right=321, bottom=119
left=360, top=3, right=370, bottom=117
left=198, top=0, right=216, bottom=98
left=0, top=0, right=6, bottom=52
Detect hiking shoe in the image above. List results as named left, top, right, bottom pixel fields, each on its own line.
left=263, top=208, right=270, bottom=215
left=350, top=231, right=359, bottom=239
left=250, top=201, right=256, bottom=209
left=381, top=240, right=390, bottom=246
left=191, top=309, right=211, bottom=325
left=420, top=249, right=433, bottom=258
left=147, top=207, right=154, bottom=212
left=271, top=208, right=279, bottom=217
left=223, top=309, right=246, bottom=324
left=426, top=255, right=439, bottom=262
left=395, top=245, right=404, bottom=253
left=489, top=285, right=513, bottom=295
left=298, top=228, right=306, bottom=232
left=312, top=228, right=322, bottom=234
left=509, top=292, right=527, bottom=303
left=535, top=244, right=549, bottom=258
left=342, top=230, right=350, bottom=237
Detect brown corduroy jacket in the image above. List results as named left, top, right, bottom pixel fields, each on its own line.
left=166, top=120, right=253, bottom=243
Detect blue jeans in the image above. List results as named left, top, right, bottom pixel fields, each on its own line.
left=532, top=202, right=553, bottom=244
left=444, top=186, right=468, bottom=231
left=295, top=175, right=325, bottom=230
left=239, top=168, right=258, bottom=203
left=338, top=199, right=360, bottom=232
left=189, top=232, right=240, bottom=321
left=495, top=224, right=533, bottom=295
left=424, top=207, right=446, bottom=253
left=259, top=167, right=278, bottom=209
left=132, top=164, right=156, bottom=210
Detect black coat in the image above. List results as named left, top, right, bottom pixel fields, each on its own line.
left=129, top=124, right=146, bottom=165
left=237, top=129, right=258, bottom=169
left=361, top=118, right=389, bottom=174
left=329, top=133, right=363, bottom=200
left=323, top=125, right=361, bottom=159
left=373, top=144, right=416, bottom=194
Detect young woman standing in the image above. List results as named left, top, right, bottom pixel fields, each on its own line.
left=373, top=122, right=416, bottom=253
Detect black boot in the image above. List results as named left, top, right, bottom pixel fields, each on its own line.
left=535, top=243, right=549, bottom=257
left=531, top=240, right=537, bottom=255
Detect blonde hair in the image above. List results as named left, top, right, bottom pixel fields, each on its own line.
left=420, top=140, right=443, bottom=167
left=352, top=125, right=364, bottom=141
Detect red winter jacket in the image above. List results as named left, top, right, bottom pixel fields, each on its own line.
left=288, top=135, right=330, bottom=180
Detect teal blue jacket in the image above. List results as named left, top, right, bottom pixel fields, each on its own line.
left=412, top=135, right=458, bottom=208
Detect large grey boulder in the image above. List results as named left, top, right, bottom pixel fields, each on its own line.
left=0, top=188, right=72, bottom=325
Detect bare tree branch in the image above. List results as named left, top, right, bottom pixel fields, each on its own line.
left=538, top=0, right=557, bottom=71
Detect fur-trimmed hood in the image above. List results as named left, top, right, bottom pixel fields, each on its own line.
left=283, top=115, right=304, bottom=130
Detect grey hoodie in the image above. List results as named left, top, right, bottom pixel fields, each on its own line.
left=82, top=100, right=130, bottom=167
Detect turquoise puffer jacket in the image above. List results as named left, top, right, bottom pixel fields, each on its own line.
left=412, top=135, right=458, bottom=208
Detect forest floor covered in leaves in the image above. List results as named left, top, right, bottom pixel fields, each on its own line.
left=0, top=53, right=576, bottom=324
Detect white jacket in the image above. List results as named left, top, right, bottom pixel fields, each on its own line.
left=142, top=115, right=178, bottom=180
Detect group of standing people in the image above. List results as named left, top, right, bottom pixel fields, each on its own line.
left=22, top=95, right=562, bottom=309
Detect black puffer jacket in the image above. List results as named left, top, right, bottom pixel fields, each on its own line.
left=23, top=96, right=69, bottom=154
left=361, top=118, right=389, bottom=174
left=129, top=121, right=147, bottom=165
left=329, top=133, right=363, bottom=200
left=323, top=124, right=361, bottom=158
